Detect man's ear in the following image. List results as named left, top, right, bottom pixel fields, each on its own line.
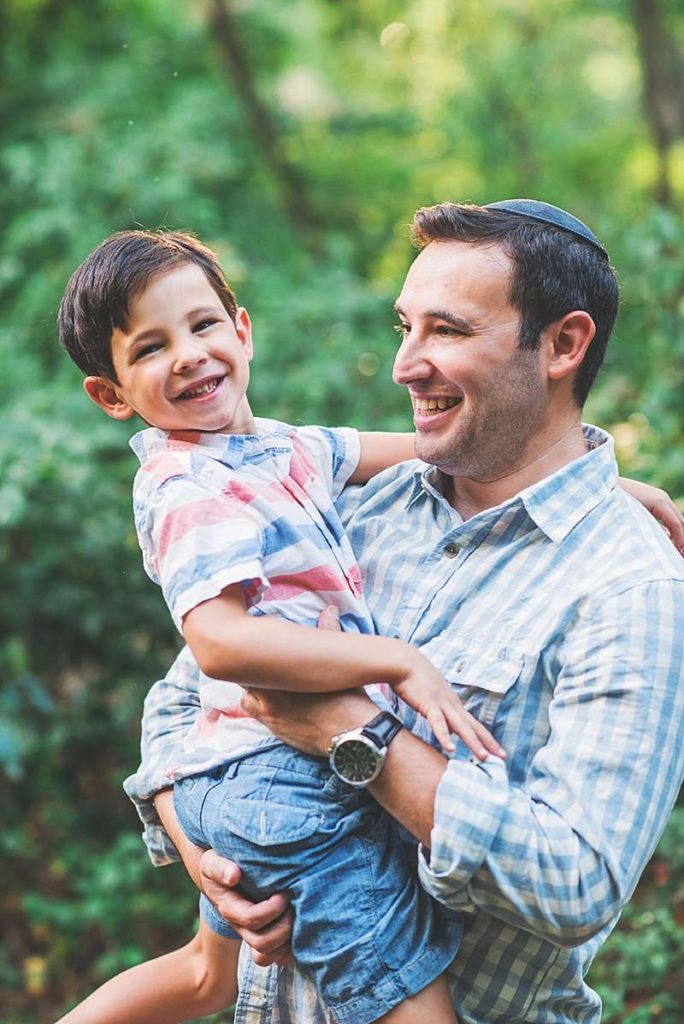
left=83, top=376, right=135, bottom=420
left=545, top=311, right=596, bottom=383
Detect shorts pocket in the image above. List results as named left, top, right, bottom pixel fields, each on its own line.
left=215, top=798, right=322, bottom=846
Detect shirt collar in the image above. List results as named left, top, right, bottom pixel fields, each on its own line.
left=405, top=425, right=617, bottom=543
left=129, top=417, right=294, bottom=470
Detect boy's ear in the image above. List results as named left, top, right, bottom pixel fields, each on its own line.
left=234, top=307, right=254, bottom=362
left=83, top=376, right=136, bottom=420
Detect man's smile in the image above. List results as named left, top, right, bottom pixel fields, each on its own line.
left=412, top=395, right=462, bottom=414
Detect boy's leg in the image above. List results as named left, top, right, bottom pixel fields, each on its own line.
left=55, top=917, right=240, bottom=1024
left=178, top=751, right=462, bottom=1024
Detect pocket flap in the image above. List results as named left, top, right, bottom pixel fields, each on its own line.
left=220, top=799, right=322, bottom=847
left=419, top=636, right=523, bottom=697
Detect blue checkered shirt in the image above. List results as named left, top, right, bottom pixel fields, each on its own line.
left=125, top=426, right=684, bottom=1023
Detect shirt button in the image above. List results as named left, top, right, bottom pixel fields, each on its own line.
left=444, top=543, right=459, bottom=558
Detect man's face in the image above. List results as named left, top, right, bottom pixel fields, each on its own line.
left=100, top=263, right=256, bottom=434
left=392, top=240, right=549, bottom=480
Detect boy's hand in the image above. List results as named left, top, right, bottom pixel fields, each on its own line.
left=199, top=850, right=294, bottom=967
left=392, top=651, right=506, bottom=760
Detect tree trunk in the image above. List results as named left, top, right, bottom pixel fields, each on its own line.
left=209, top=0, right=321, bottom=245
left=632, top=0, right=684, bottom=206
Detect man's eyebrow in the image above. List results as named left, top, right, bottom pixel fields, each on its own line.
left=393, top=303, right=473, bottom=332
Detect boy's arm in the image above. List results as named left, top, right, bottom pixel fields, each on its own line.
left=617, top=477, right=684, bottom=552
left=182, top=584, right=502, bottom=758
left=348, top=432, right=415, bottom=484
left=349, top=438, right=684, bottom=549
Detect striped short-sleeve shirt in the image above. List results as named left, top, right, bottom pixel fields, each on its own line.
left=130, top=417, right=377, bottom=778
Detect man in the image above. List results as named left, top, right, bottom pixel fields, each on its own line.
left=130, top=200, right=684, bottom=1023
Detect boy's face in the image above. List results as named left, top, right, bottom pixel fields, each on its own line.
left=84, top=263, right=257, bottom=435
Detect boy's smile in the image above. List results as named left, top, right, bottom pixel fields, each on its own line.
left=84, top=263, right=257, bottom=435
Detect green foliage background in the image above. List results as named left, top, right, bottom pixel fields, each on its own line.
left=1, top=1, right=682, bottom=1021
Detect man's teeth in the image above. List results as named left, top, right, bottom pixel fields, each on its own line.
left=181, top=379, right=220, bottom=398
left=414, top=397, right=460, bottom=412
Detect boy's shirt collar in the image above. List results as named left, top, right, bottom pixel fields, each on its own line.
left=129, top=417, right=293, bottom=470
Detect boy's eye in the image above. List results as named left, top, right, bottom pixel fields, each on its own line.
left=134, top=342, right=162, bottom=360
left=193, top=318, right=219, bottom=332
left=393, top=322, right=410, bottom=337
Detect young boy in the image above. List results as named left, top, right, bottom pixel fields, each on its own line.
left=57, top=229, right=506, bottom=1024
left=56, top=230, right=682, bottom=1024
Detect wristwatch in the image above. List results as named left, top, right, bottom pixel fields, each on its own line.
left=328, top=711, right=403, bottom=788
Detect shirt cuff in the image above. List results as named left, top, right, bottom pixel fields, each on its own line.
left=141, top=823, right=181, bottom=867
left=417, top=753, right=509, bottom=910
left=124, top=769, right=180, bottom=867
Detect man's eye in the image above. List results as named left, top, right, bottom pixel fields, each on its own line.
left=435, top=325, right=462, bottom=337
left=393, top=323, right=410, bottom=336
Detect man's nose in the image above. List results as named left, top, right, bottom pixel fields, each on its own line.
left=172, top=336, right=208, bottom=373
left=392, top=330, right=429, bottom=386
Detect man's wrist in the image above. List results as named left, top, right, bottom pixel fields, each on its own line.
left=316, top=691, right=378, bottom=754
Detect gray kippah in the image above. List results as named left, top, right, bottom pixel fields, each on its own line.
left=485, top=199, right=607, bottom=255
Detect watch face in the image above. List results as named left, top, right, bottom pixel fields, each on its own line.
left=333, top=738, right=378, bottom=783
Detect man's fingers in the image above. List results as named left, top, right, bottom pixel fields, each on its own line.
left=236, top=905, right=295, bottom=962
left=318, top=605, right=342, bottom=631
left=215, top=890, right=291, bottom=932
left=199, top=848, right=241, bottom=887
left=240, top=689, right=262, bottom=717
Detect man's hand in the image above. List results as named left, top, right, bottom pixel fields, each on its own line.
left=199, top=850, right=294, bottom=967
left=154, top=790, right=294, bottom=966
left=241, top=688, right=377, bottom=756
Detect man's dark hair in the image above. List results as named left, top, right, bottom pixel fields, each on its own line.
left=58, top=230, right=239, bottom=381
left=410, top=203, right=619, bottom=406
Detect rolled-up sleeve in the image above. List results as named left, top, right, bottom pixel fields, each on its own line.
left=419, top=578, right=684, bottom=945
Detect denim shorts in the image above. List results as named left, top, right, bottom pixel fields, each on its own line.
left=174, top=744, right=462, bottom=1024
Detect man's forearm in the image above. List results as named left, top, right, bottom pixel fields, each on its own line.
left=369, top=729, right=446, bottom=848
left=239, top=688, right=447, bottom=848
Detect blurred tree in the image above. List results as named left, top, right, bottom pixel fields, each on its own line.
left=632, top=0, right=684, bottom=205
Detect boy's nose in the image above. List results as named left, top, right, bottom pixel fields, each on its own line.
left=173, top=340, right=208, bottom=373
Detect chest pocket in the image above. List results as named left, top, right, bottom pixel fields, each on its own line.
left=418, top=635, right=525, bottom=731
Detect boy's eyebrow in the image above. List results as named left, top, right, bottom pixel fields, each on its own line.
left=393, top=303, right=473, bottom=332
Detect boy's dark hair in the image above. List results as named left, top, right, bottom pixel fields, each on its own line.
left=58, top=230, right=239, bottom=380
left=410, top=203, right=619, bottom=406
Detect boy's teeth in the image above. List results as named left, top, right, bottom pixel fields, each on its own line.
left=414, top=397, right=460, bottom=412
left=182, top=379, right=219, bottom=398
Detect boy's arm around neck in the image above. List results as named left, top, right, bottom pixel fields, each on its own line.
left=347, top=432, right=415, bottom=484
